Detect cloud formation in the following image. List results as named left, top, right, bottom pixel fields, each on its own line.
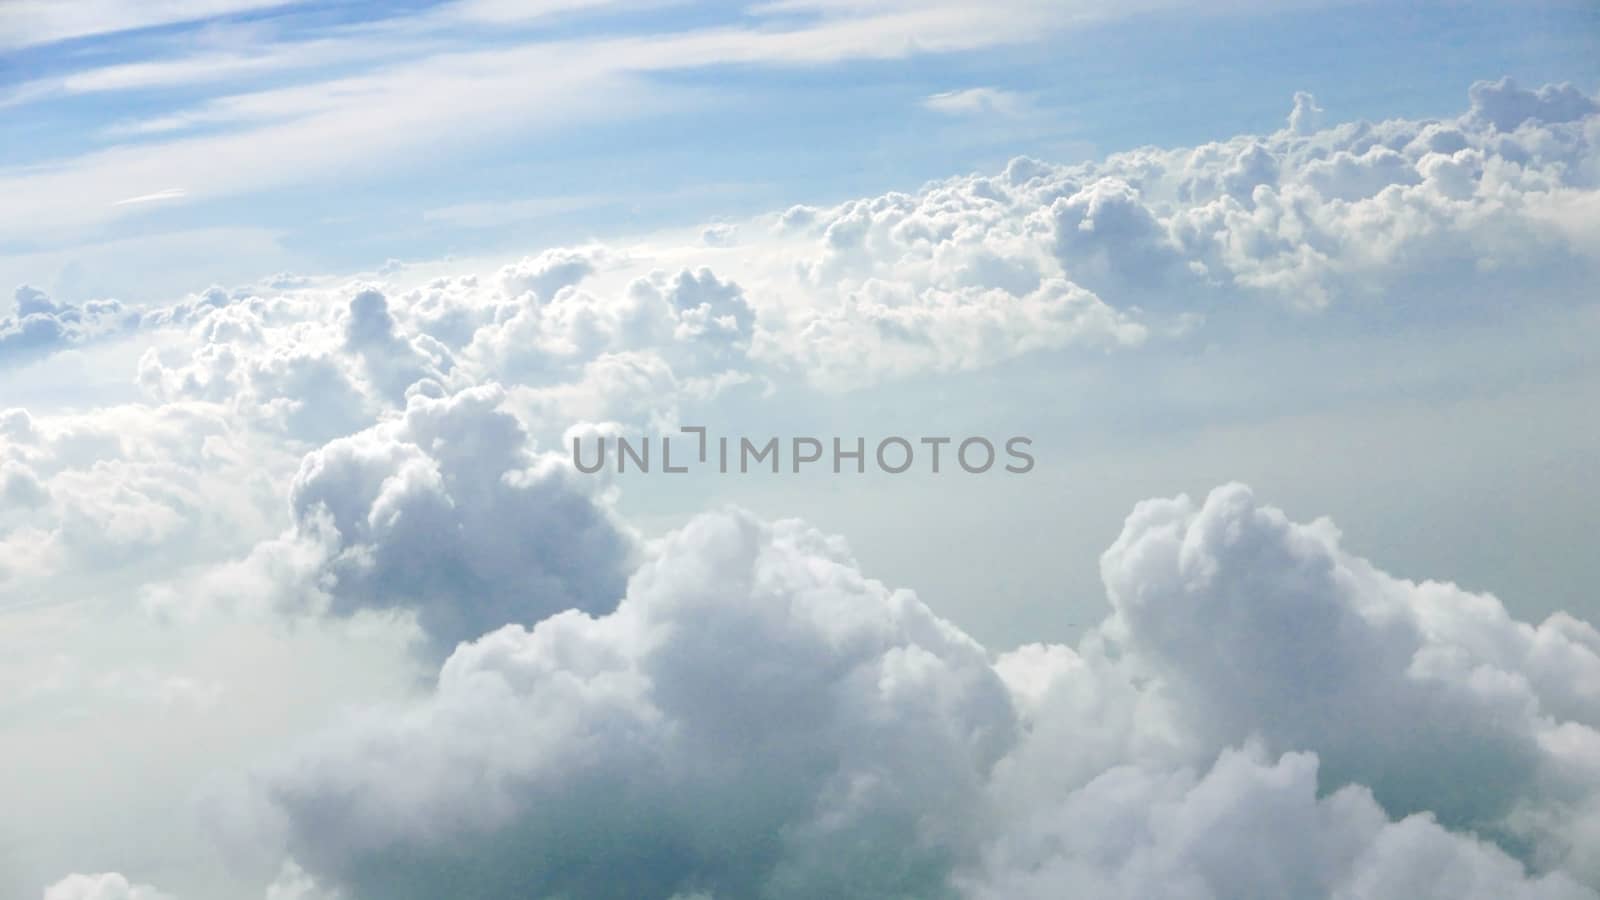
left=15, top=80, right=1599, bottom=407
left=284, top=382, right=637, bottom=657
left=8, top=77, right=1600, bottom=900
left=923, top=87, right=1029, bottom=117
left=227, top=487, right=1600, bottom=899
left=43, top=873, right=172, bottom=900
left=0, top=286, right=138, bottom=368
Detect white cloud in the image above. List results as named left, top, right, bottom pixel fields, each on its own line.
left=112, top=188, right=188, bottom=207
left=42, top=872, right=173, bottom=900
left=0, top=397, right=291, bottom=596
left=239, top=508, right=1015, bottom=898
left=965, top=745, right=1595, bottom=900
left=1094, top=484, right=1600, bottom=849
left=1, top=287, right=140, bottom=369
left=0, top=1, right=1345, bottom=241
left=1467, top=77, right=1600, bottom=132
left=10, top=81, right=1599, bottom=397
left=0, top=0, right=300, bottom=51
left=229, top=489, right=1600, bottom=898
left=252, top=382, right=637, bottom=658
left=923, top=87, right=1029, bottom=117
left=264, top=862, right=342, bottom=900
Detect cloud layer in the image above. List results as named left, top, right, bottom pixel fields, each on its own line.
left=6, top=78, right=1600, bottom=900
left=16, top=79, right=1595, bottom=409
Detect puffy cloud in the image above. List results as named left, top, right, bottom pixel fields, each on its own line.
left=238, top=488, right=1600, bottom=899
left=1288, top=90, right=1326, bottom=135
left=39, top=857, right=341, bottom=899
left=465, top=266, right=754, bottom=381
left=964, top=746, right=1595, bottom=900
left=768, top=78, right=1600, bottom=345
left=114, top=375, right=636, bottom=662
left=138, top=339, right=374, bottom=444
left=772, top=277, right=1145, bottom=387
left=509, top=349, right=688, bottom=432
left=0, top=283, right=262, bottom=371
left=264, top=862, right=343, bottom=900
left=1, top=458, right=49, bottom=508
left=247, top=509, right=1014, bottom=899
left=136, top=296, right=367, bottom=442
left=393, top=274, right=492, bottom=350
left=1094, top=484, right=1600, bottom=854
left=751, top=168, right=1146, bottom=386
left=701, top=223, right=738, bottom=247
left=496, top=247, right=601, bottom=301
left=0, top=401, right=290, bottom=592
left=135, top=284, right=455, bottom=442
left=0, top=286, right=138, bottom=367
left=1467, top=78, right=1599, bottom=132
left=455, top=264, right=762, bottom=431
left=283, top=382, right=637, bottom=657
left=340, top=287, right=453, bottom=404
left=653, top=268, right=755, bottom=354
left=1044, top=177, right=1194, bottom=300
left=42, top=873, right=172, bottom=900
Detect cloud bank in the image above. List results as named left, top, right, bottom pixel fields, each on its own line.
left=214, top=486, right=1600, bottom=900
left=19, top=79, right=1595, bottom=405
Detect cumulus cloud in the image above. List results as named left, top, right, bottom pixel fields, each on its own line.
left=270, top=382, right=634, bottom=657
left=50, top=78, right=1598, bottom=409
left=264, top=862, right=342, bottom=900
left=340, top=287, right=453, bottom=404
left=765, top=77, right=1600, bottom=352
left=1289, top=90, right=1325, bottom=135
left=496, top=247, right=602, bottom=301
left=701, top=222, right=738, bottom=246
left=136, top=285, right=417, bottom=441
left=234, top=488, right=1600, bottom=899
left=1093, top=485, right=1600, bottom=864
left=242, top=508, right=1013, bottom=899
left=466, top=265, right=753, bottom=378
left=42, top=873, right=172, bottom=900
left=1466, top=77, right=1599, bottom=132
left=40, top=859, right=343, bottom=899
left=0, top=401, right=291, bottom=594
left=965, top=745, right=1595, bottom=900
left=0, top=286, right=139, bottom=367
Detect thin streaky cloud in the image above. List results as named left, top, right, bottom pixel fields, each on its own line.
left=0, top=0, right=306, bottom=51
left=0, top=1, right=1306, bottom=240
left=112, top=188, right=188, bottom=206
left=923, top=86, right=1030, bottom=116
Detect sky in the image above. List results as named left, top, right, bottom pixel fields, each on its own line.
left=3, top=2, right=1600, bottom=900
left=2, top=0, right=1597, bottom=302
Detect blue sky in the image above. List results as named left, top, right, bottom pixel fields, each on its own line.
left=3, top=0, right=1596, bottom=305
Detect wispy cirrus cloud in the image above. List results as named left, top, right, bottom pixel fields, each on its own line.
left=0, top=0, right=1322, bottom=244
left=0, top=0, right=306, bottom=51
left=923, top=86, right=1031, bottom=117
left=112, top=188, right=188, bottom=206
